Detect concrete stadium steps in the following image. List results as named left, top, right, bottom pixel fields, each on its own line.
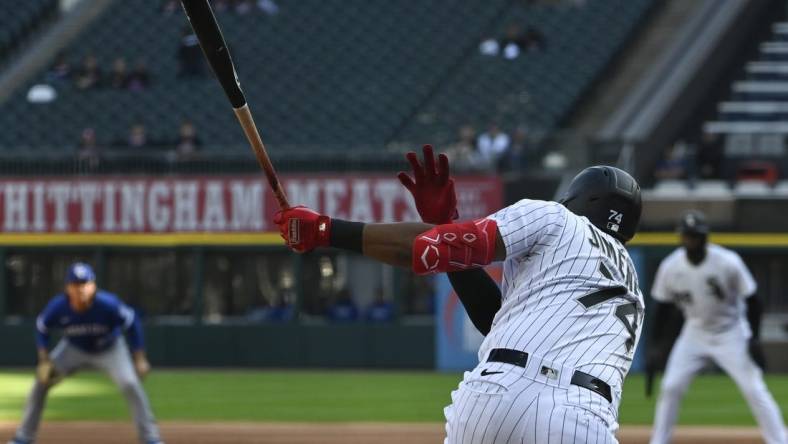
left=705, top=120, right=788, bottom=134
left=746, top=62, right=788, bottom=80
left=719, top=101, right=788, bottom=121
left=730, top=80, right=788, bottom=100
left=645, top=179, right=788, bottom=199
left=704, top=20, right=788, bottom=136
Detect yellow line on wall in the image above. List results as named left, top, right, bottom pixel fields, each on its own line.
left=0, top=232, right=787, bottom=248
left=0, top=232, right=284, bottom=247
left=629, top=232, right=788, bottom=247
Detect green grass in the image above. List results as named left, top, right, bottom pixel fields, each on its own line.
left=621, top=374, right=788, bottom=425
left=0, top=370, right=786, bottom=424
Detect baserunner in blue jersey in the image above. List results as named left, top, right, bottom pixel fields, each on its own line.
left=7, top=262, right=163, bottom=444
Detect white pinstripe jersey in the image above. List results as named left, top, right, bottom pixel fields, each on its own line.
left=651, top=244, right=757, bottom=335
left=480, top=199, right=645, bottom=399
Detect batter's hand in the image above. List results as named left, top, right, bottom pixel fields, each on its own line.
left=748, top=338, right=767, bottom=370
left=133, top=351, right=151, bottom=380
left=398, top=145, right=459, bottom=224
left=274, top=206, right=331, bottom=253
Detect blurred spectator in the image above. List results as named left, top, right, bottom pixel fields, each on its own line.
left=696, top=130, right=723, bottom=179
left=654, top=142, right=688, bottom=181
left=246, top=302, right=271, bottom=322
left=127, top=60, right=151, bottom=92
left=326, top=289, right=359, bottom=322
left=477, top=123, right=511, bottom=165
left=74, top=55, right=103, bottom=90
left=212, top=0, right=231, bottom=12
left=480, top=25, right=546, bottom=59
left=175, top=119, right=202, bottom=160
left=479, top=37, right=500, bottom=56
left=247, top=293, right=295, bottom=322
left=446, top=125, right=475, bottom=163
left=446, top=125, right=492, bottom=171
left=177, top=26, right=205, bottom=78
left=258, top=0, right=279, bottom=15
left=365, top=292, right=395, bottom=323
left=500, top=25, right=523, bottom=60
left=523, top=27, right=546, bottom=51
left=235, top=0, right=255, bottom=14
left=160, top=0, right=179, bottom=14
left=109, top=57, right=129, bottom=89
left=46, top=52, right=71, bottom=82
left=123, top=122, right=149, bottom=149
left=78, top=127, right=100, bottom=155
left=502, top=25, right=546, bottom=59
left=499, top=126, right=531, bottom=171
left=268, top=294, right=295, bottom=321
left=77, top=127, right=101, bottom=168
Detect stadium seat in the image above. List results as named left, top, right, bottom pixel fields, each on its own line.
left=650, top=180, right=691, bottom=198
left=772, top=179, right=788, bottom=196
left=0, top=0, right=57, bottom=62
left=691, top=180, right=731, bottom=199
left=734, top=179, right=772, bottom=197
left=0, top=0, right=655, bottom=154
left=397, top=0, right=655, bottom=146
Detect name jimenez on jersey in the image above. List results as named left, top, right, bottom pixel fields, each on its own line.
left=481, top=200, right=645, bottom=393
left=587, top=225, right=640, bottom=297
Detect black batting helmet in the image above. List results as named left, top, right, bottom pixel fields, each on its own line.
left=678, top=210, right=709, bottom=235
left=559, top=166, right=642, bottom=242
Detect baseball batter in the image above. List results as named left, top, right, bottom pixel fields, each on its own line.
left=7, top=263, right=163, bottom=444
left=649, top=211, right=787, bottom=444
left=275, top=146, right=645, bottom=443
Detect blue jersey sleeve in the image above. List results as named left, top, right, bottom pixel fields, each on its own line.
left=125, top=309, right=144, bottom=352
left=110, top=296, right=144, bottom=352
left=35, top=297, right=64, bottom=349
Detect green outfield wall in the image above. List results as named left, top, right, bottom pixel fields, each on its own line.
left=2, top=234, right=788, bottom=369
left=0, top=321, right=434, bottom=368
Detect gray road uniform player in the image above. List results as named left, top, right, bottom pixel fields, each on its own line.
left=7, top=263, right=162, bottom=444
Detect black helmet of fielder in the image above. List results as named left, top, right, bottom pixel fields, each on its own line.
left=678, top=210, right=709, bottom=236
left=559, top=166, right=642, bottom=242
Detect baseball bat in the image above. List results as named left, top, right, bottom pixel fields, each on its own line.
left=180, top=0, right=289, bottom=210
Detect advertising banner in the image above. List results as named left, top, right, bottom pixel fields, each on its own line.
left=0, top=175, right=502, bottom=234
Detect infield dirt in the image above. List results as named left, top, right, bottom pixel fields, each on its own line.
left=0, top=421, right=767, bottom=443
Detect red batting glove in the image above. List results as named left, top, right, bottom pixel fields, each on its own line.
left=273, top=206, right=331, bottom=253
left=398, top=144, right=459, bottom=224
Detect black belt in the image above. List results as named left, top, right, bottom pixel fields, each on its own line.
left=487, top=348, right=612, bottom=403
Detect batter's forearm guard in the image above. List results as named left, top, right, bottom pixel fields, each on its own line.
left=412, top=218, right=497, bottom=275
